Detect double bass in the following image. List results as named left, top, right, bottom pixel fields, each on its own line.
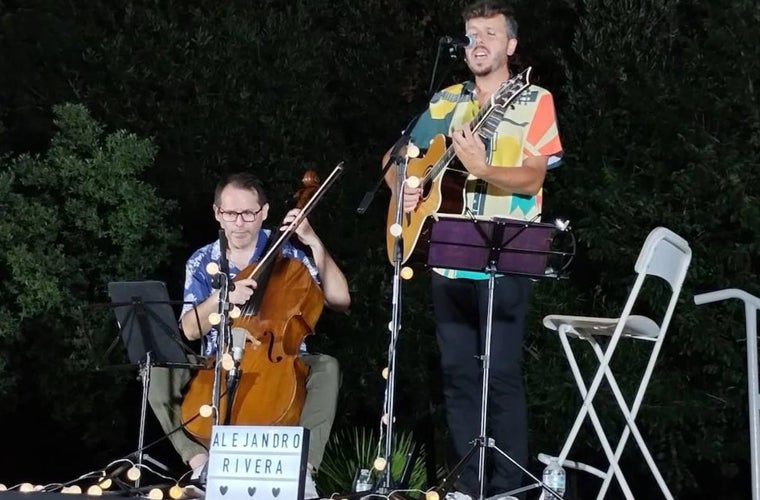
left=180, top=168, right=339, bottom=445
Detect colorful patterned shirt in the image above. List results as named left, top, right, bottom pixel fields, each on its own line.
left=409, top=78, right=564, bottom=279
left=181, top=229, right=319, bottom=355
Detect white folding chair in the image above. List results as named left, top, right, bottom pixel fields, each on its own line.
left=541, top=227, right=691, bottom=499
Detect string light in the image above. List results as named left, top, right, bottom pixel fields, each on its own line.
left=382, top=367, right=389, bottom=379
left=126, top=466, right=141, bottom=481
left=62, top=485, right=82, bottom=494
left=98, top=478, right=112, bottom=490
left=147, top=487, right=164, bottom=499
left=405, top=175, right=421, bottom=188
left=0, top=484, right=6, bottom=491
left=400, top=267, right=414, bottom=280
left=208, top=312, right=221, bottom=325
left=169, top=485, right=184, bottom=499
left=86, top=484, right=103, bottom=496
left=221, top=352, right=235, bottom=371
left=206, top=262, right=220, bottom=275
left=425, top=491, right=441, bottom=500
left=200, top=404, right=214, bottom=418
left=373, top=457, right=387, bottom=471
left=389, top=223, right=402, bottom=237
left=19, top=483, right=34, bottom=493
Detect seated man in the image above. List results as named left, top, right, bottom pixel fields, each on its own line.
left=148, top=172, right=351, bottom=499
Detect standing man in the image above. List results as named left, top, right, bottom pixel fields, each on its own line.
left=149, top=172, right=350, bottom=499
left=384, top=1, right=563, bottom=499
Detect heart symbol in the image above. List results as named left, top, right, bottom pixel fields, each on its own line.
left=271, top=487, right=280, bottom=497
left=219, top=485, right=228, bottom=495
left=247, top=486, right=257, bottom=497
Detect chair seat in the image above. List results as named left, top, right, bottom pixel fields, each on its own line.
left=543, top=314, right=661, bottom=341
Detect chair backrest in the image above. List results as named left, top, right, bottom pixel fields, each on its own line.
left=620, top=227, right=692, bottom=338
left=634, top=227, right=692, bottom=292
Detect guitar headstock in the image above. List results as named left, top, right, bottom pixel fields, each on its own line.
left=490, top=66, right=532, bottom=109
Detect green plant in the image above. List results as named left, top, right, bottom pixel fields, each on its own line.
left=317, top=427, right=433, bottom=498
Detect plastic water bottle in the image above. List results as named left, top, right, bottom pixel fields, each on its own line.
left=540, top=458, right=566, bottom=498
left=353, top=468, right=372, bottom=493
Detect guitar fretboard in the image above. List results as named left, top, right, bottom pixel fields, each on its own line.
left=419, top=68, right=530, bottom=186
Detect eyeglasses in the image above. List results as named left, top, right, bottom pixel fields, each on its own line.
left=218, top=207, right=263, bottom=222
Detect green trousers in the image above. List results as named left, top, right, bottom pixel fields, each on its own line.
left=147, top=353, right=340, bottom=471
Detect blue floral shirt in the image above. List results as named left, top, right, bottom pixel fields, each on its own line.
left=181, top=229, right=319, bottom=355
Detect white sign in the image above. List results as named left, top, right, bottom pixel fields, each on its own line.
left=206, top=425, right=310, bottom=500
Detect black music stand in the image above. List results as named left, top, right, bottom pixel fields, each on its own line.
left=107, top=280, right=202, bottom=486
left=425, top=215, right=567, bottom=500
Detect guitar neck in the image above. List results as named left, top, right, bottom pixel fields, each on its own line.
left=424, top=100, right=502, bottom=184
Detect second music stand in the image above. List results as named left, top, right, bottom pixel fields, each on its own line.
left=426, top=215, right=569, bottom=500
left=107, top=280, right=203, bottom=485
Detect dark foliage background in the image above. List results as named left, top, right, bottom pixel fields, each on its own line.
left=1, top=0, right=759, bottom=498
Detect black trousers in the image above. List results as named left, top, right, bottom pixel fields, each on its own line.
left=431, top=272, right=531, bottom=497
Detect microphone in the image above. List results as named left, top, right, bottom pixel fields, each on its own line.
left=439, top=34, right=475, bottom=49
left=230, top=327, right=246, bottom=365
left=226, top=327, right=246, bottom=379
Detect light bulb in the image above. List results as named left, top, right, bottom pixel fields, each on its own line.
left=98, top=478, right=112, bottom=490
left=200, top=404, right=213, bottom=418
left=87, top=484, right=103, bottom=496
left=382, top=367, right=389, bottom=379
left=400, top=266, right=414, bottom=280
left=229, top=306, right=241, bottom=319
left=19, top=483, right=34, bottom=493
left=406, top=144, right=420, bottom=159
left=148, top=487, right=164, bottom=499
left=221, top=353, right=234, bottom=371
left=425, top=491, right=440, bottom=500
left=389, top=223, right=402, bottom=237
left=126, top=466, right=141, bottom=481
left=0, top=484, right=6, bottom=491
left=206, top=262, right=220, bottom=275
left=405, top=175, right=421, bottom=188
left=169, top=485, right=184, bottom=499
left=66, top=485, right=82, bottom=494
left=208, top=312, right=221, bottom=325
left=373, top=457, right=387, bottom=471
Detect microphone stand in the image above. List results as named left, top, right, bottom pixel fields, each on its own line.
left=354, top=39, right=465, bottom=496
left=218, top=229, right=243, bottom=425
left=199, top=230, right=234, bottom=484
